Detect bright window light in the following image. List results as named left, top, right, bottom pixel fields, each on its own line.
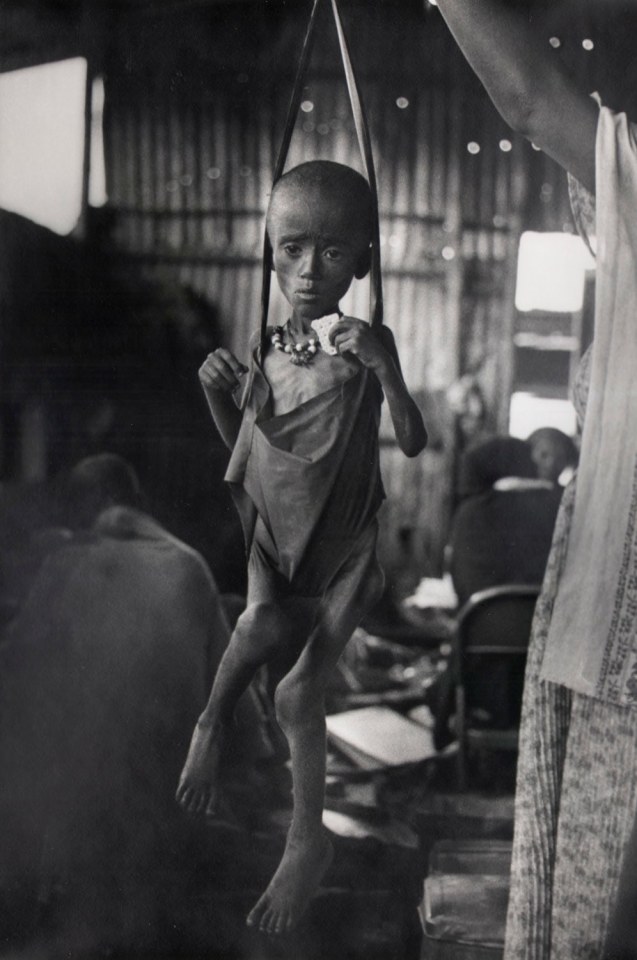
left=0, top=58, right=87, bottom=235
left=515, top=231, right=595, bottom=313
left=509, top=392, right=577, bottom=439
left=89, top=76, right=107, bottom=208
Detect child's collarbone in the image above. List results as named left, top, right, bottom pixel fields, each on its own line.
left=266, top=346, right=359, bottom=415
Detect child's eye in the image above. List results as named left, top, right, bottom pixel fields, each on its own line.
left=324, top=248, right=343, bottom=261
left=283, top=244, right=302, bottom=257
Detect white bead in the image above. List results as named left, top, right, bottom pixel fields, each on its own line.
left=308, top=344, right=317, bottom=354
left=284, top=344, right=292, bottom=353
left=295, top=343, right=303, bottom=352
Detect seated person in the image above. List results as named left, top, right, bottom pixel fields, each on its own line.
left=430, top=437, right=562, bottom=747
left=449, top=435, right=563, bottom=606
left=0, top=454, right=269, bottom=954
left=527, top=426, right=578, bottom=487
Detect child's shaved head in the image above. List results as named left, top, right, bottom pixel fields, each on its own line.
left=267, top=161, right=374, bottom=254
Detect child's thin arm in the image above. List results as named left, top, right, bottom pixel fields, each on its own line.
left=199, top=349, right=247, bottom=450
left=330, top=320, right=427, bottom=458
left=375, top=332, right=428, bottom=458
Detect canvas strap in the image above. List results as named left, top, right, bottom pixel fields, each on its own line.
left=259, top=0, right=383, bottom=349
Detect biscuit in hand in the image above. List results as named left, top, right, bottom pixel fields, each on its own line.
left=310, top=314, right=341, bottom=356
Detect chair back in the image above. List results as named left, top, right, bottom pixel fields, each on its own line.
left=457, top=584, right=541, bottom=657
left=454, top=584, right=541, bottom=789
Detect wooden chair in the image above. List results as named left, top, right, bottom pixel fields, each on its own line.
left=454, top=584, right=541, bottom=790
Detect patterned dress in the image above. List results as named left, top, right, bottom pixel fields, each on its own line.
left=504, top=344, right=637, bottom=958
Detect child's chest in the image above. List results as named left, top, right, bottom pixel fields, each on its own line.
left=263, top=344, right=358, bottom=417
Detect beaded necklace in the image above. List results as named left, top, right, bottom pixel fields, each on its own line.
left=271, top=324, right=319, bottom=366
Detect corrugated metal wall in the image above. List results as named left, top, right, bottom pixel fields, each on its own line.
left=100, top=1, right=572, bottom=575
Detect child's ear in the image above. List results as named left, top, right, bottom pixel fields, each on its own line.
left=354, top=245, right=372, bottom=280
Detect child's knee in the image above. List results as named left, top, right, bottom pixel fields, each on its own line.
left=234, top=602, right=283, bottom=634
left=234, top=601, right=289, bottom=653
left=274, top=673, right=319, bottom=733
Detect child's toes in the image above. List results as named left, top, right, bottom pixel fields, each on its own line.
left=261, top=907, right=276, bottom=935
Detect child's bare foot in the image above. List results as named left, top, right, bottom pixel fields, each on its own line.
left=246, top=828, right=333, bottom=935
left=175, top=719, right=237, bottom=823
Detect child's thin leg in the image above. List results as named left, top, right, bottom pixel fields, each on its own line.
left=247, top=523, right=384, bottom=934
left=176, top=584, right=296, bottom=819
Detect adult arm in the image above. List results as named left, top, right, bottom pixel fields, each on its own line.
left=330, top=320, right=428, bottom=457
left=199, top=349, right=247, bottom=450
left=436, top=0, right=598, bottom=192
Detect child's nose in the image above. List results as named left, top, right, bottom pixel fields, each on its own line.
left=300, top=248, right=321, bottom=278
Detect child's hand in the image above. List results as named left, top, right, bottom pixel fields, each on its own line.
left=329, top=318, right=388, bottom=371
left=199, top=349, right=248, bottom=393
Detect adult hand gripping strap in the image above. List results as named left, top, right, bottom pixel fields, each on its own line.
left=259, top=0, right=383, bottom=349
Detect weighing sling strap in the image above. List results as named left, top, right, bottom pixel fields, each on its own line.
left=259, top=0, right=383, bottom=349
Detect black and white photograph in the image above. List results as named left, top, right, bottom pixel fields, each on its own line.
left=1, top=1, right=637, bottom=957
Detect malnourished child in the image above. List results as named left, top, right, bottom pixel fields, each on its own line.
left=177, top=160, right=427, bottom=935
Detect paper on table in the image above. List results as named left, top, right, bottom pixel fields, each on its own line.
left=403, top=574, right=459, bottom=611
left=326, top=705, right=437, bottom=769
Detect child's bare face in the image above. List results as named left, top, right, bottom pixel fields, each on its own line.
left=268, top=185, right=368, bottom=322
left=531, top=437, right=567, bottom=483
